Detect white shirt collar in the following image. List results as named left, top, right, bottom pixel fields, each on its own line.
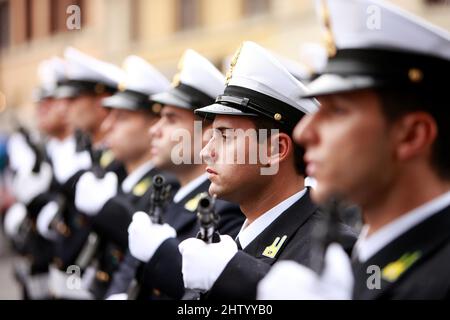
left=173, top=173, right=209, bottom=203
left=353, top=189, right=450, bottom=263
left=237, top=188, right=308, bottom=249
left=121, top=160, right=155, bottom=194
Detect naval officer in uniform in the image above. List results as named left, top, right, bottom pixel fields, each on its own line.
left=259, top=0, right=450, bottom=300
left=179, top=41, right=356, bottom=300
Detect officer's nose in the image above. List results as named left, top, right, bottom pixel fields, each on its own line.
left=200, top=134, right=217, bottom=165
left=101, top=110, right=117, bottom=135
left=293, top=113, right=318, bottom=148
left=148, top=118, right=163, bottom=140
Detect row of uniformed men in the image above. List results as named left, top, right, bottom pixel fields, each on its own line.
left=3, top=0, right=450, bottom=300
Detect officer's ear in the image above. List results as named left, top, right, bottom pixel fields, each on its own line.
left=267, top=131, right=292, bottom=165
left=393, top=111, right=437, bottom=162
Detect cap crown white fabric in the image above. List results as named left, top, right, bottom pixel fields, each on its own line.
left=120, top=55, right=170, bottom=95
left=226, top=41, right=318, bottom=114
left=175, top=49, right=225, bottom=98
left=37, top=57, right=66, bottom=93
left=298, top=43, right=328, bottom=74
left=273, top=53, right=311, bottom=80
left=318, top=0, right=450, bottom=60
left=64, top=47, right=125, bottom=87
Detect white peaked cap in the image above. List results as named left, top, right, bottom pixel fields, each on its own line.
left=36, top=57, right=66, bottom=98
left=298, top=43, right=328, bottom=75
left=64, top=47, right=125, bottom=88
left=273, top=53, right=311, bottom=81
left=120, top=55, right=170, bottom=95
left=318, top=0, right=450, bottom=60
left=195, top=41, right=319, bottom=130
left=304, top=0, right=450, bottom=98
left=102, top=56, right=170, bottom=112
left=151, top=49, right=225, bottom=110
left=176, top=49, right=225, bottom=98
left=227, top=41, right=317, bottom=114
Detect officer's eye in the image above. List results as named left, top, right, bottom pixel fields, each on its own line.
left=327, top=103, right=348, bottom=115
left=213, top=128, right=233, bottom=140
left=221, top=129, right=234, bottom=140
left=162, top=114, right=177, bottom=124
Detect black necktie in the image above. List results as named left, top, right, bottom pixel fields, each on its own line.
left=235, top=237, right=243, bottom=250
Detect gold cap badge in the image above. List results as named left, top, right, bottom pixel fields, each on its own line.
left=171, top=51, right=186, bottom=87
left=319, top=0, right=337, bottom=57
left=225, top=43, right=243, bottom=85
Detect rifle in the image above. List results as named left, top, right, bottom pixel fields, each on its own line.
left=46, top=129, right=99, bottom=241
left=13, top=127, right=44, bottom=251
left=127, top=174, right=172, bottom=299
left=196, top=193, right=220, bottom=244
left=74, top=128, right=106, bottom=270
left=74, top=128, right=103, bottom=178
left=18, top=126, right=43, bottom=174
left=148, top=175, right=172, bottom=224
left=312, top=196, right=344, bottom=275
left=181, top=193, right=221, bottom=300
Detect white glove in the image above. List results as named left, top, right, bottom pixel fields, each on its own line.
left=106, top=293, right=128, bottom=300
left=52, top=149, right=91, bottom=184
left=7, top=132, right=36, bottom=173
left=178, top=235, right=238, bottom=292
left=75, top=171, right=118, bottom=215
left=12, top=162, right=53, bottom=205
left=128, top=211, right=176, bottom=263
left=4, top=203, right=27, bottom=238
left=36, top=201, right=60, bottom=240
left=257, top=243, right=354, bottom=300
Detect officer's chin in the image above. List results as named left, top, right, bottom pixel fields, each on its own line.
left=208, top=183, right=219, bottom=196
left=309, top=184, right=333, bottom=206
left=208, top=183, right=226, bottom=200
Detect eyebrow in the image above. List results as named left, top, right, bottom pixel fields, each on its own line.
left=161, top=111, right=179, bottom=118
left=213, top=126, right=233, bottom=133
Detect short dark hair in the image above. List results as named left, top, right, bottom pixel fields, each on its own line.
left=252, top=117, right=306, bottom=176
left=377, top=88, right=450, bottom=180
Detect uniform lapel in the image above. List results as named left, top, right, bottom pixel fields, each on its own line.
left=126, top=167, right=160, bottom=203
left=352, top=205, right=450, bottom=300
left=243, top=188, right=318, bottom=265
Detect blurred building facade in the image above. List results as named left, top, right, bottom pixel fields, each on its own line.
left=0, top=0, right=449, bottom=131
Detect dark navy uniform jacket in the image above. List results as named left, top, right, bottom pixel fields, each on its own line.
left=204, top=188, right=356, bottom=300
left=107, top=179, right=245, bottom=299
left=352, top=204, right=450, bottom=300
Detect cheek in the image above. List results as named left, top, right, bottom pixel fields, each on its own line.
left=321, top=119, right=390, bottom=189
left=134, top=125, right=151, bottom=150
left=223, top=164, right=260, bottom=196
left=158, top=126, right=178, bottom=159
left=49, top=108, right=61, bottom=120
left=70, top=105, right=83, bottom=120
left=217, top=140, right=233, bottom=163
left=107, top=129, right=122, bottom=150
